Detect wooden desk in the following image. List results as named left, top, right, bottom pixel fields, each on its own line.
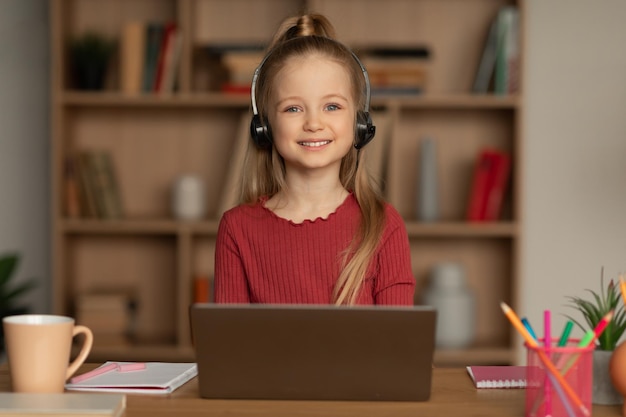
left=0, top=366, right=621, bottom=416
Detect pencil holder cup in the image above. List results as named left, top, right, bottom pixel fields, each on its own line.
left=525, top=340, right=594, bottom=417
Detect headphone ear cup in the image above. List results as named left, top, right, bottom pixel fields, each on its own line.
left=250, top=114, right=272, bottom=150
left=354, top=111, right=376, bottom=150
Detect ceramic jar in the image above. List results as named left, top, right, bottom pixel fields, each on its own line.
left=422, top=262, right=475, bottom=349
left=171, top=175, right=206, bottom=220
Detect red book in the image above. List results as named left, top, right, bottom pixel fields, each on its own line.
left=153, top=22, right=176, bottom=92
left=466, top=150, right=497, bottom=222
left=482, top=151, right=511, bottom=221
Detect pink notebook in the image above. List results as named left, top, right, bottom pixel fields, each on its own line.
left=466, top=366, right=526, bottom=389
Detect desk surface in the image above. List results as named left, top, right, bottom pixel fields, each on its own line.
left=0, top=366, right=621, bottom=416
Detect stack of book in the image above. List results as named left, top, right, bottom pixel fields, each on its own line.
left=120, top=20, right=183, bottom=95
left=75, top=293, right=135, bottom=346
left=210, top=45, right=264, bottom=94
left=359, top=47, right=430, bottom=96
left=64, top=150, right=123, bottom=220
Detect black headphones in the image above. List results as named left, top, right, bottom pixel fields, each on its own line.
left=250, top=39, right=376, bottom=151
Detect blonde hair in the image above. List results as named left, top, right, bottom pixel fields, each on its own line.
left=241, top=14, right=386, bottom=305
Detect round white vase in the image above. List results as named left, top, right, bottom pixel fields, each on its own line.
left=171, top=175, right=206, bottom=220
left=422, top=262, right=475, bottom=349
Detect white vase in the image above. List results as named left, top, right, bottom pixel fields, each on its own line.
left=417, top=137, right=439, bottom=222
left=421, top=262, right=475, bottom=349
left=171, top=175, right=206, bottom=220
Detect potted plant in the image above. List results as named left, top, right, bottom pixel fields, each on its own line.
left=69, top=32, right=115, bottom=90
left=565, top=269, right=626, bottom=405
left=0, top=252, right=38, bottom=353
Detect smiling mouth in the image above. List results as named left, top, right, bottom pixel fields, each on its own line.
left=299, top=140, right=331, bottom=147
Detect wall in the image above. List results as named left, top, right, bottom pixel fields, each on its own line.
left=0, top=0, right=50, bottom=313
left=522, top=0, right=626, bottom=357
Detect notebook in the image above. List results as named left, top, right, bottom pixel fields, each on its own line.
left=190, top=303, right=437, bottom=401
left=65, top=362, right=197, bottom=395
left=466, top=365, right=527, bottom=389
left=0, top=392, right=125, bottom=416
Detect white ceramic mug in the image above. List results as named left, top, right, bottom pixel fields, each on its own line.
left=3, top=314, right=93, bottom=393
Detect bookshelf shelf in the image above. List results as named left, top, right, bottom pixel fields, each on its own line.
left=404, top=222, right=519, bottom=238
left=62, top=91, right=518, bottom=110
left=51, top=0, right=523, bottom=366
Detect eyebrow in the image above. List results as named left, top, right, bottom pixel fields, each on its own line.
left=275, top=93, right=350, bottom=108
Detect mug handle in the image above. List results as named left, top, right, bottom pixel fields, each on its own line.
left=66, top=325, right=94, bottom=381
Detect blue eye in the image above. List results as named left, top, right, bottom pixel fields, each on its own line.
left=326, top=104, right=340, bottom=111
left=285, top=106, right=300, bottom=113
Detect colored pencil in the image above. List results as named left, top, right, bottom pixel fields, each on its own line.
left=500, top=302, right=589, bottom=417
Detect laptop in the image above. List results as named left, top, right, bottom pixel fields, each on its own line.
left=189, top=303, right=437, bottom=401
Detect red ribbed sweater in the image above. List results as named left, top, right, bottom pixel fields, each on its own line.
left=214, top=194, right=415, bottom=305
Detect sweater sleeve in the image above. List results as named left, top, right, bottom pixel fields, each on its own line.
left=214, top=211, right=251, bottom=303
left=373, top=206, right=416, bottom=306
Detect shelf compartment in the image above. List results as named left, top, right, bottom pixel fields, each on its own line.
left=388, top=108, right=515, bottom=222
left=61, top=219, right=220, bottom=235
left=65, top=235, right=178, bottom=346
left=412, top=238, right=513, bottom=349
left=65, top=107, right=246, bottom=219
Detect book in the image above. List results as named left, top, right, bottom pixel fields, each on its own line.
left=466, top=149, right=510, bottom=222
left=63, top=156, right=81, bottom=218
left=153, top=22, right=177, bottom=92
left=120, top=21, right=145, bottom=95
left=65, top=362, right=197, bottom=395
left=466, top=365, right=526, bottom=389
left=466, top=150, right=496, bottom=222
left=76, top=151, right=99, bottom=218
left=494, top=6, right=520, bottom=95
left=159, top=28, right=183, bottom=94
left=472, top=15, right=499, bottom=93
left=142, top=23, right=164, bottom=92
left=482, top=151, right=511, bottom=221
left=0, top=392, right=125, bottom=416
left=87, top=150, right=124, bottom=219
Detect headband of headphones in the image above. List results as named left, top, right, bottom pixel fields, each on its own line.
left=249, top=36, right=376, bottom=150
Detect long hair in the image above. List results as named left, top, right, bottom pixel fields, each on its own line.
left=241, top=14, right=386, bottom=305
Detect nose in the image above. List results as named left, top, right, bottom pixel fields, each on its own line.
left=303, top=110, right=323, bottom=131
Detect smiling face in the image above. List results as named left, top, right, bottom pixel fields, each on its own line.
left=268, top=54, right=356, bottom=177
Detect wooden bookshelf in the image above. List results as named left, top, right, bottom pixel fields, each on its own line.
left=51, top=0, right=523, bottom=365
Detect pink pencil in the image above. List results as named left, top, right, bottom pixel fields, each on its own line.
left=544, top=310, right=552, bottom=417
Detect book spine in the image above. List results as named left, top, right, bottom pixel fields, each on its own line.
left=466, top=150, right=495, bottom=222
left=63, top=156, right=81, bottom=218
left=482, top=151, right=511, bottom=221
left=120, top=21, right=145, bottom=95
left=77, top=151, right=99, bottom=218
left=472, top=16, right=498, bottom=93
left=142, top=23, right=164, bottom=92
left=88, top=151, right=123, bottom=219
left=153, top=22, right=176, bottom=92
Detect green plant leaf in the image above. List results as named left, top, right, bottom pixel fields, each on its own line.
left=564, top=270, right=626, bottom=350
left=0, top=254, right=18, bottom=288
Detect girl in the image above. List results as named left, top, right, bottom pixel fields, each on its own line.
left=214, top=14, right=415, bottom=305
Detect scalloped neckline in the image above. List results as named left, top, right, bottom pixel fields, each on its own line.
left=261, top=193, right=354, bottom=226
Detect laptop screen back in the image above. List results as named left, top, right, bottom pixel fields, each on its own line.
left=190, top=303, right=437, bottom=401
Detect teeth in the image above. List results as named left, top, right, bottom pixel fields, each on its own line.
left=300, top=141, right=330, bottom=147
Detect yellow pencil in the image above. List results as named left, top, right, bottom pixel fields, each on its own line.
left=500, top=302, right=590, bottom=417
left=619, top=275, right=626, bottom=305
